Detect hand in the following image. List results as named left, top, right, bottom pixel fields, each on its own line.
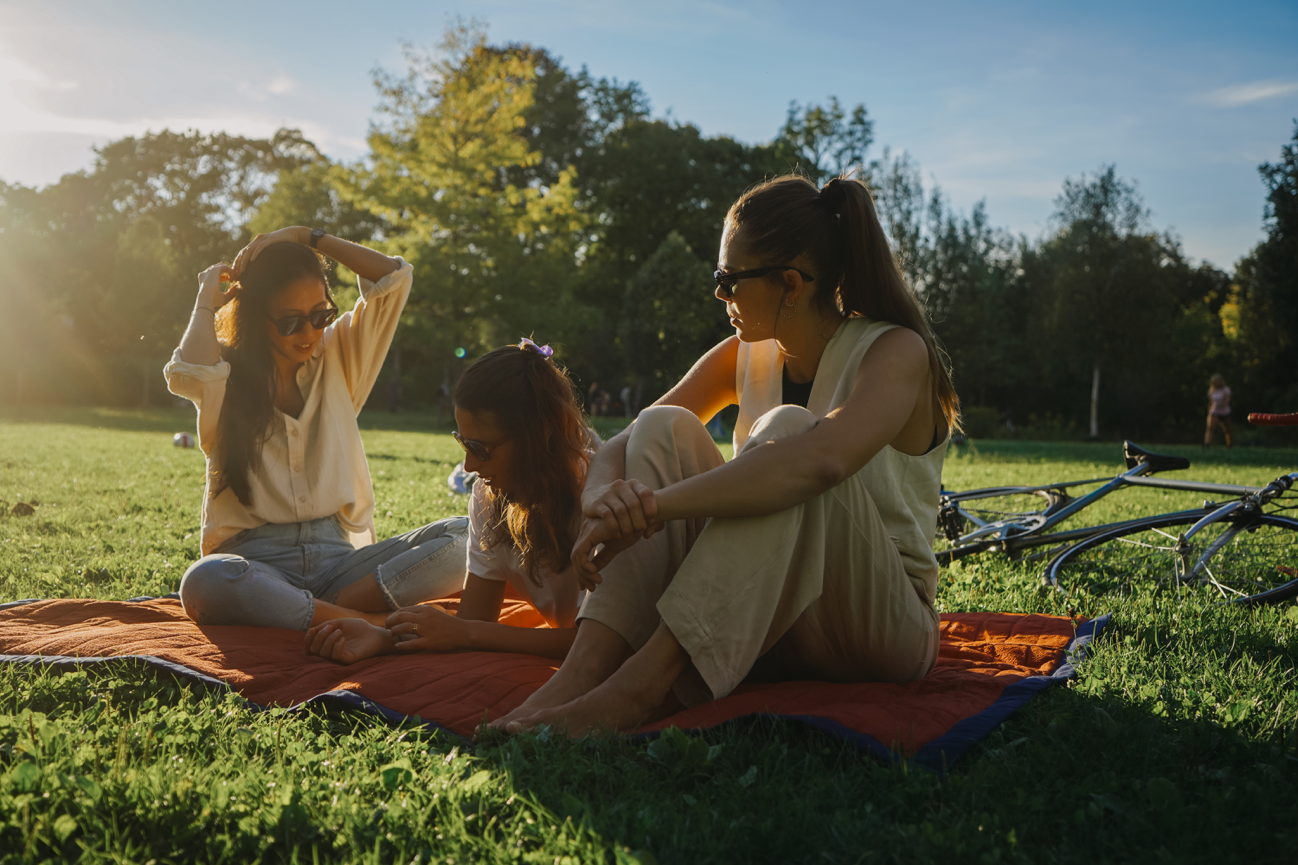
left=570, top=515, right=649, bottom=591
left=386, top=604, right=468, bottom=653
left=581, top=479, right=659, bottom=541
left=233, top=226, right=311, bottom=276
left=304, top=618, right=396, bottom=664
left=197, top=263, right=237, bottom=309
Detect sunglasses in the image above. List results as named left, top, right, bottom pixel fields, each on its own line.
left=453, top=430, right=509, bottom=462
left=713, top=266, right=815, bottom=300
left=267, top=306, right=339, bottom=337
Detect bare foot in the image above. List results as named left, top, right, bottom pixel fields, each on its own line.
left=505, top=620, right=690, bottom=738
left=304, top=618, right=397, bottom=664
left=505, top=664, right=666, bottom=738
left=482, top=619, right=631, bottom=732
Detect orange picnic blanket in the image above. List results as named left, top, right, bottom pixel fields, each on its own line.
left=0, top=597, right=1105, bottom=768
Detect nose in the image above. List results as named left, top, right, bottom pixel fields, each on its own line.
left=714, top=285, right=730, bottom=301
left=462, top=451, right=483, bottom=474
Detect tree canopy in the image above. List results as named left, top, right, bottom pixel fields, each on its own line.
left=1, top=25, right=1292, bottom=443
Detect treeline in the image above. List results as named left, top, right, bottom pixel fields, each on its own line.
left=1, top=23, right=1295, bottom=442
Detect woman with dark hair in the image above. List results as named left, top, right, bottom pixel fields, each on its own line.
left=303, top=340, right=593, bottom=663
left=491, top=174, right=961, bottom=736
left=167, top=227, right=468, bottom=631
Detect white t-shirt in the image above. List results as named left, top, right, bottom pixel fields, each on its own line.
left=467, top=481, right=586, bottom=629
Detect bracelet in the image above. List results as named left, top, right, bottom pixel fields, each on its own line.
left=194, top=306, right=216, bottom=315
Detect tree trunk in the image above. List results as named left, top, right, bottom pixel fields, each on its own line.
left=141, top=357, right=151, bottom=408
left=14, top=361, right=24, bottom=405
left=1089, top=360, right=1101, bottom=438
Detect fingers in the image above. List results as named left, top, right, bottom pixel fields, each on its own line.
left=305, top=622, right=345, bottom=661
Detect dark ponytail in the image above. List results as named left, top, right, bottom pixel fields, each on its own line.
left=211, top=242, right=332, bottom=505
left=455, top=341, right=589, bottom=584
left=727, top=174, right=961, bottom=432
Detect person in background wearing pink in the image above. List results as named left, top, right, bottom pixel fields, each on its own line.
left=1205, top=374, right=1232, bottom=447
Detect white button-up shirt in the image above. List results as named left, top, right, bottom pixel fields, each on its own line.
left=164, top=261, right=413, bottom=555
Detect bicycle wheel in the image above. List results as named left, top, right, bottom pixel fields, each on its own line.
left=1043, top=512, right=1298, bottom=604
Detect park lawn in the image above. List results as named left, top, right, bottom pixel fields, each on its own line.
left=0, top=407, right=1296, bottom=863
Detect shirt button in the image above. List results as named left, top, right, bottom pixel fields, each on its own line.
left=290, top=429, right=299, bottom=437
left=298, top=495, right=306, bottom=503
left=294, top=465, right=303, bottom=473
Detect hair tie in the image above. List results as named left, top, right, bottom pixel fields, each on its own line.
left=820, top=177, right=846, bottom=219
left=518, top=337, right=554, bottom=358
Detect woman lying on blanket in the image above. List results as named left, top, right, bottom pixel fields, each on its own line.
left=167, top=228, right=469, bottom=631
left=487, top=174, right=961, bottom=737
left=303, top=342, right=593, bottom=663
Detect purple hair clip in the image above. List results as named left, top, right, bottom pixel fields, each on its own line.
left=518, top=337, right=554, bottom=358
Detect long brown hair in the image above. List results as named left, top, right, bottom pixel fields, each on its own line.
left=727, top=174, right=961, bottom=431
left=211, top=243, right=332, bottom=505
left=455, top=343, right=590, bottom=583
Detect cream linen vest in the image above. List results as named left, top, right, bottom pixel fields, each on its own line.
left=733, top=318, right=947, bottom=605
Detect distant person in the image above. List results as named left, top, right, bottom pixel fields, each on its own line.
left=620, top=385, right=633, bottom=418
left=306, top=341, right=598, bottom=663
left=1205, top=373, right=1232, bottom=447
left=587, top=381, right=602, bottom=417
left=166, top=227, right=468, bottom=631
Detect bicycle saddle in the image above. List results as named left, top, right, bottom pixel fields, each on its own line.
left=1123, top=441, right=1191, bottom=473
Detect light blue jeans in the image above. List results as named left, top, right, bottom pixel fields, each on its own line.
left=179, top=516, right=469, bottom=630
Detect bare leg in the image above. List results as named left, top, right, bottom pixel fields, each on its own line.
left=1223, top=418, right=1233, bottom=447
left=505, top=621, right=689, bottom=738
left=1205, top=416, right=1214, bottom=446
left=484, top=619, right=632, bottom=731
left=333, top=573, right=390, bottom=611
left=310, top=600, right=388, bottom=628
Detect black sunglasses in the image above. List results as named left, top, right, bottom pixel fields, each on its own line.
left=453, top=430, right=509, bottom=462
left=267, top=306, right=339, bottom=337
left=713, top=266, right=815, bottom=299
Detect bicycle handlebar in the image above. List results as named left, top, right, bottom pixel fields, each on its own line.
left=1248, top=412, right=1298, bottom=426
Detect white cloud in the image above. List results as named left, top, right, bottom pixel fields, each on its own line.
left=1198, top=79, right=1298, bottom=108
left=266, top=75, right=297, bottom=96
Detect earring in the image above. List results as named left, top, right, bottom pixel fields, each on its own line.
left=781, top=298, right=798, bottom=320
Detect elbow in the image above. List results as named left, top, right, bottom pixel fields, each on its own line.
left=811, top=454, right=851, bottom=492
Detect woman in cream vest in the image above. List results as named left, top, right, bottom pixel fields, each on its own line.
left=490, top=175, right=961, bottom=736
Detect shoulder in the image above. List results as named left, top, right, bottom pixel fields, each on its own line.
left=862, top=326, right=928, bottom=369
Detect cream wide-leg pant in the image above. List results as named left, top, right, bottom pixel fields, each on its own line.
left=577, top=405, right=940, bottom=705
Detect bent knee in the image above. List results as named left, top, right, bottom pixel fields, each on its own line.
left=178, top=555, right=251, bottom=621
left=745, top=405, right=818, bottom=449
left=628, top=405, right=716, bottom=464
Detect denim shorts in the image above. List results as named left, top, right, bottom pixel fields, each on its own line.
left=178, top=515, right=469, bottom=630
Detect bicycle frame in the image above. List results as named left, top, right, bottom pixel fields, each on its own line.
left=939, top=459, right=1266, bottom=563
left=1171, top=472, right=1298, bottom=588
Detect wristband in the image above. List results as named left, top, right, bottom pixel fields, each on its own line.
left=194, top=306, right=216, bottom=315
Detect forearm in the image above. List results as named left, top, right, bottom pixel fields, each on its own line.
left=315, top=234, right=400, bottom=284
left=178, top=292, right=223, bottom=366
left=461, top=620, right=576, bottom=660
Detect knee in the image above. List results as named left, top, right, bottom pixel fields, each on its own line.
left=743, top=405, right=818, bottom=452
left=627, top=405, right=715, bottom=466
left=178, top=555, right=250, bottom=622
left=406, top=516, right=470, bottom=547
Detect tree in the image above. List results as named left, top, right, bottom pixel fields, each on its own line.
left=336, top=23, right=591, bottom=390
left=771, top=97, right=873, bottom=185
left=1233, top=121, right=1298, bottom=413
left=0, top=129, right=316, bottom=405
left=1042, top=165, right=1153, bottom=437
left=618, top=233, right=729, bottom=399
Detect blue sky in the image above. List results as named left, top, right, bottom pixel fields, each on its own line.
left=1, top=0, right=1295, bottom=269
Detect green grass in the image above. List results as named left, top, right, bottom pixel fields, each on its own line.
left=1, top=409, right=1297, bottom=863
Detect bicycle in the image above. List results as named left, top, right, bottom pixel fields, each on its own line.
left=938, top=441, right=1298, bottom=604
